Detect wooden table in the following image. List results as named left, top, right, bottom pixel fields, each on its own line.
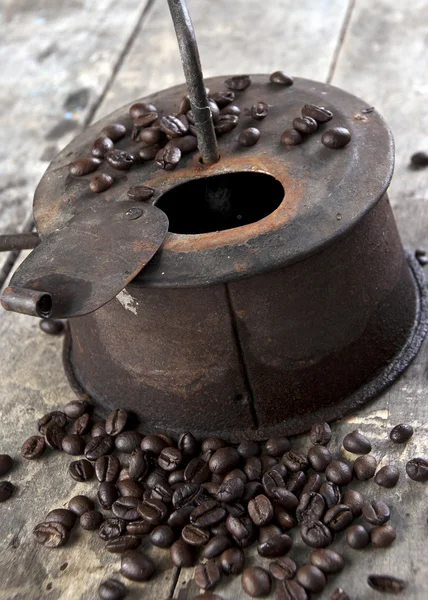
left=0, top=1, right=427, bottom=598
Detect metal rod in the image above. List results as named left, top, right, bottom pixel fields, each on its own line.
left=1, top=286, right=52, bottom=318
left=167, top=0, right=219, bottom=165
left=0, top=232, right=40, bottom=252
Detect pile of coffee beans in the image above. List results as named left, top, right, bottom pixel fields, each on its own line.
left=0, top=454, right=14, bottom=503
left=11, top=398, right=427, bottom=599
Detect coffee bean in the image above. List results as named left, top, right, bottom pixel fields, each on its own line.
left=195, top=560, right=222, bottom=590
left=242, top=482, right=264, bottom=503
left=142, top=524, right=170, bottom=549
left=157, top=447, right=182, bottom=471
left=126, top=520, right=152, bottom=536
left=209, top=447, right=240, bottom=474
left=296, top=492, right=325, bottom=523
left=61, top=434, right=85, bottom=455
left=250, top=102, right=268, bottom=121
left=325, top=460, right=352, bottom=485
left=39, top=319, right=64, bottom=335
left=309, top=422, right=332, bottom=445
left=182, top=524, right=210, bottom=546
left=264, top=437, right=290, bottom=457
left=115, top=431, right=143, bottom=453
left=129, top=102, right=157, bottom=119
left=276, top=579, right=308, bottom=600
left=112, top=497, right=142, bottom=521
left=159, top=115, right=188, bottom=138
left=248, top=494, right=274, bottom=526
left=280, top=129, right=303, bottom=146
left=132, top=113, right=159, bottom=140
left=410, top=151, right=428, bottom=167
left=91, top=421, right=106, bottom=438
left=296, top=565, right=326, bottom=593
left=273, top=504, right=296, bottom=529
left=69, top=458, right=93, bottom=481
left=319, top=481, right=341, bottom=508
left=139, top=144, right=161, bottom=161
left=106, top=149, right=135, bottom=171
left=89, top=173, right=114, bottom=193
left=68, top=495, right=94, bottom=516
left=342, top=489, right=364, bottom=517
left=322, top=127, right=351, bottom=149
left=140, top=127, right=166, bottom=145
left=165, top=135, right=198, bottom=155
left=389, top=423, right=413, bottom=443
left=177, top=432, right=198, bottom=456
left=346, top=524, right=370, bottom=549
left=155, top=146, right=181, bottom=170
left=92, top=136, right=114, bottom=159
left=80, top=509, right=104, bottom=530
left=190, top=500, right=226, bottom=527
left=172, top=482, right=201, bottom=508
left=85, top=435, right=114, bottom=460
left=343, top=430, right=371, bottom=454
left=226, top=514, right=255, bottom=545
left=324, top=504, right=353, bottom=532
left=126, top=185, right=155, bottom=203
left=33, top=521, right=69, bottom=547
left=223, top=469, right=247, bottom=484
left=269, top=556, right=297, bottom=581
left=282, top=451, right=308, bottom=472
left=293, top=116, right=318, bottom=134
left=215, top=114, right=239, bottom=135
left=106, top=535, right=141, bottom=553
left=225, top=75, right=251, bottom=91
left=258, top=532, right=292, bottom=558
left=362, top=499, right=390, bottom=525
left=371, top=524, right=396, bottom=548
left=375, top=465, right=400, bottom=488
left=95, top=455, right=121, bottom=483
left=100, top=123, right=127, bottom=142
left=307, top=446, right=332, bottom=472
left=367, top=574, right=406, bottom=593
left=270, top=71, right=294, bottom=86
left=98, top=482, right=119, bottom=509
left=45, top=508, right=76, bottom=530
left=138, top=495, right=167, bottom=524
left=329, top=588, right=350, bottom=600
left=353, top=455, right=377, bottom=480
left=63, top=400, right=89, bottom=419
left=302, top=473, right=322, bottom=495
left=300, top=520, right=333, bottom=548
left=0, top=455, right=12, bottom=477
left=170, top=538, right=196, bottom=567
left=99, top=518, right=127, bottom=541
left=310, top=548, right=344, bottom=573
left=151, top=480, right=173, bottom=503
left=202, top=535, right=231, bottom=559
left=220, top=104, right=241, bottom=116
left=406, top=457, right=428, bottom=481
left=72, top=413, right=91, bottom=435
left=98, top=578, right=127, bottom=600
left=140, top=434, right=167, bottom=455
left=38, top=411, right=67, bottom=434
left=120, top=550, right=155, bottom=582
left=241, top=566, right=271, bottom=597
left=21, top=435, right=45, bottom=460
left=216, top=477, right=245, bottom=503
left=69, top=157, right=101, bottom=176
left=45, top=421, right=66, bottom=450
left=261, top=456, right=278, bottom=473
left=210, top=91, right=236, bottom=107
left=301, top=104, right=333, bottom=123
left=286, top=471, right=307, bottom=496
left=238, top=127, right=261, bottom=147
left=105, top=409, right=128, bottom=436
left=167, top=506, right=193, bottom=530
left=0, top=481, right=14, bottom=502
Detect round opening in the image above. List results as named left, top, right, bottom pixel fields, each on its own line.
left=156, top=172, right=284, bottom=234
left=37, top=294, right=53, bottom=318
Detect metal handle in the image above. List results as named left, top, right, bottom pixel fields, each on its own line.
left=0, top=233, right=40, bottom=252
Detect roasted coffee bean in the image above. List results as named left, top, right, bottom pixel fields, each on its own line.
left=362, top=499, right=390, bottom=525
left=260, top=456, right=278, bottom=473
left=302, top=473, right=322, bottom=495
left=293, top=116, right=318, bottom=134
left=324, top=504, right=353, bottom=533
left=223, top=469, right=247, bottom=484
left=296, top=492, right=325, bottom=523
left=170, top=538, right=195, bottom=567
left=225, top=75, right=251, bottom=91
left=61, top=434, right=85, bottom=455
left=139, top=144, right=161, bottom=161
left=209, top=447, right=240, bottom=474
left=89, top=173, right=114, bottom=193
left=38, top=411, right=67, bottom=434
left=220, top=104, right=241, bottom=116
left=297, top=565, right=326, bottom=593
left=367, top=574, right=406, bottom=593
left=217, top=547, right=245, bottom=576
left=222, top=501, right=246, bottom=518
left=203, top=480, right=220, bottom=496
left=91, top=421, right=107, bottom=438
left=160, top=115, right=188, bottom=137
left=216, top=478, right=244, bottom=503
left=172, top=482, right=201, bottom=508
left=117, top=479, right=144, bottom=499
left=346, top=524, right=369, bottom=549
left=183, top=457, right=209, bottom=484
left=273, top=504, right=296, bottom=529
left=69, top=157, right=101, bottom=176
left=45, top=422, right=66, bottom=450
left=72, top=413, right=91, bottom=435
left=166, top=135, right=198, bottom=154
left=276, top=579, right=308, bottom=600
left=85, top=435, right=114, bottom=460
left=98, top=482, right=119, bottom=509
left=155, top=146, right=181, bottom=170
left=99, top=518, right=127, bottom=541
left=106, top=535, right=140, bottom=553
left=211, top=91, right=236, bottom=106
left=375, top=465, right=400, bottom=488
left=307, top=446, right=332, bottom=472
left=124, top=452, right=147, bottom=484
left=178, top=94, right=191, bottom=114
left=343, top=429, right=371, bottom=454
left=282, top=451, right=308, bottom=472
left=182, top=524, right=210, bottom=546
left=410, top=151, right=428, bottom=167
left=33, top=522, right=69, bottom=547
left=105, top=409, right=127, bottom=436
left=115, top=431, right=143, bottom=453
left=95, top=455, right=121, bottom=483
left=100, top=123, right=126, bottom=142
left=248, top=494, right=273, bottom=526
left=225, top=514, right=253, bottom=540
left=106, top=149, right=135, bottom=171
left=242, top=482, right=263, bottom=503
left=91, top=136, right=114, bottom=159
left=270, top=71, right=294, bottom=86
left=241, top=566, right=271, bottom=597
left=127, top=185, right=155, bottom=203
left=21, top=435, right=45, bottom=460
left=129, top=102, right=157, bottom=119
left=0, top=481, right=14, bottom=502
left=251, top=102, right=269, bottom=120
left=309, top=423, right=331, bottom=445
left=81, top=509, right=104, bottom=530
left=177, top=432, right=198, bottom=456
left=325, top=460, right=353, bottom=485
left=140, top=127, right=165, bottom=145
left=353, top=455, right=377, bottom=480
left=141, top=434, right=168, bottom=455
left=286, top=471, right=307, bottom=496
left=190, top=500, right=226, bottom=527
left=215, top=114, right=239, bottom=135
left=112, top=497, right=142, bottom=521
left=158, top=447, right=182, bottom=471
left=301, top=104, right=333, bottom=123
left=390, top=423, right=413, bottom=443
left=126, top=519, right=152, bottom=536
left=238, top=127, right=261, bottom=147
left=120, top=550, right=155, bottom=582
left=39, top=319, right=64, bottom=335
left=137, top=495, right=167, bottom=524
left=45, top=508, right=76, bottom=530
left=195, top=560, right=222, bottom=590
left=281, top=128, right=303, bottom=146
left=264, top=436, right=290, bottom=457
left=0, top=455, right=12, bottom=477
left=166, top=506, right=192, bottom=530
left=371, top=524, right=396, bottom=548
left=97, top=578, right=127, bottom=600
left=406, top=457, right=428, bottom=481
left=202, top=534, right=231, bottom=559
left=301, top=520, right=333, bottom=548
left=63, top=400, right=89, bottom=419
left=68, top=495, right=94, bottom=517
left=269, top=556, right=297, bottom=581
left=319, top=481, right=341, bottom=508
left=310, top=548, right=344, bottom=573
left=342, top=489, right=364, bottom=517
left=329, top=588, right=350, bottom=600
left=322, top=127, right=351, bottom=149
left=258, top=531, right=292, bottom=558
left=132, top=113, right=158, bottom=139
left=69, top=458, right=93, bottom=481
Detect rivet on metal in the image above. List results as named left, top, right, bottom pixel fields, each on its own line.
left=124, top=208, right=143, bottom=220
